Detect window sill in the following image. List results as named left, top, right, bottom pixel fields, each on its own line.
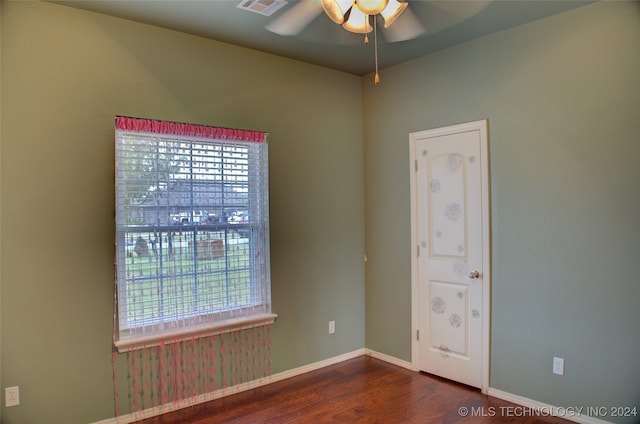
left=114, top=313, right=278, bottom=353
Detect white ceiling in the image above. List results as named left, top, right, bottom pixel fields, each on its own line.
left=53, top=0, right=595, bottom=76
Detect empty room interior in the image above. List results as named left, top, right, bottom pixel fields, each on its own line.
left=1, top=0, right=639, bottom=423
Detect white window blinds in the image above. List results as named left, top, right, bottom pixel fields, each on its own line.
left=114, top=117, right=274, bottom=350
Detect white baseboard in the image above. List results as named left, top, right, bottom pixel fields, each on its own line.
left=487, top=388, right=612, bottom=424
left=269, top=348, right=366, bottom=384
left=92, top=348, right=366, bottom=424
left=364, top=348, right=415, bottom=371
left=365, top=353, right=614, bottom=424
left=95, top=350, right=611, bottom=424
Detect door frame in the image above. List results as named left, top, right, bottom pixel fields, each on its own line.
left=409, top=119, right=491, bottom=393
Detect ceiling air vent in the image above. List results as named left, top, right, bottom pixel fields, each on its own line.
left=236, top=0, right=288, bottom=17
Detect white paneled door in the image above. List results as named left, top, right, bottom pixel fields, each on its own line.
left=410, top=120, right=490, bottom=391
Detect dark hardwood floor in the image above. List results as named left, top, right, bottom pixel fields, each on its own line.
left=134, top=355, right=571, bottom=423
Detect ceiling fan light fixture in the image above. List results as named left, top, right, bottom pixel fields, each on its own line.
left=380, top=0, right=408, bottom=28
left=321, top=0, right=354, bottom=24
left=342, top=5, right=373, bottom=33
left=355, top=0, right=389, bottom=15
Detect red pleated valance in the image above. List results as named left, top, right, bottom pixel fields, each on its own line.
left=116, top=116, right=267, bottom=143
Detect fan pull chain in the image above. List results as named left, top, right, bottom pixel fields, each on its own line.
left=374, top=16, right=380, bottom=85
left=364, top=14, right=369, bottom=45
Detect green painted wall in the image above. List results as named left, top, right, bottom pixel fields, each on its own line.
left=2, top=1, right=639, bottom=423
left=0, top=2, right=364, bottom=423
left=363, top=1, right=640, bottom=421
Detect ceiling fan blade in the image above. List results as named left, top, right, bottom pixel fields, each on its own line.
left=382, top=7, right=425, bottom=43
left=266, top=1, right=323, bottom=36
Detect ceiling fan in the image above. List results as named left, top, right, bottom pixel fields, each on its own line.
left=264, top=0, right=493, bottom=42
left=265, top=0, right=425, bottom=43
left=260, top=0, right=492, bottom=84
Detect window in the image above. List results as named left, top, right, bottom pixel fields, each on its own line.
left=114, top=117, right=274, bottom=351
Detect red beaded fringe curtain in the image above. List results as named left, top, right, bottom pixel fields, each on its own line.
left=112, top=327, right=272, bottom=418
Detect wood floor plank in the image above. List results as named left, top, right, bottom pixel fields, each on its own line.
left=133, top=356, right=571, bottom=423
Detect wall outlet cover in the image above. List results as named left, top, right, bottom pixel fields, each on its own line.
left=552, top=357, right=564, bottom=375
left=5, top=386, right=19, bottom=407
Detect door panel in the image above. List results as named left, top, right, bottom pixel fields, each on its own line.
left=428, top=152, right=467, bottom=258
left=428, top=280, right=468, bottom=356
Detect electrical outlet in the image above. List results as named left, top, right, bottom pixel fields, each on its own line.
left=5, top=386, right=19, bottom=407
left=328, top=320, right=335, bottom=334
left=552, top=357, right=564, bottom=376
